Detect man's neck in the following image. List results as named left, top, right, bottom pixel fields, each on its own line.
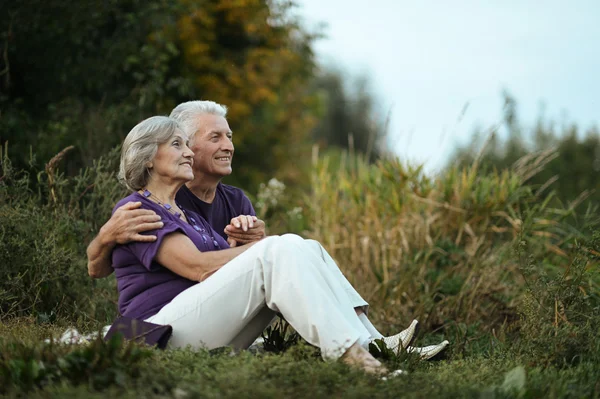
left=185, top=177, right=221, bottom=203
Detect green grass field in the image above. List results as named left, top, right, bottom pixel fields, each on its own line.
left=1, top=318, right=598, bottom=398
left=1, top=149, right=599, bottom=397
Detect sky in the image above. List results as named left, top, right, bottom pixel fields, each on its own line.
left=296, top=0, right=600, bottom=171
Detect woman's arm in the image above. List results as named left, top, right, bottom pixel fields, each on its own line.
left=87, top=201, right=163, bottom=278
left=155, top=233, right=259, bottom=281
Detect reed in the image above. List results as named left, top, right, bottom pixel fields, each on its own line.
left=304, top=147, right=597, bottom=339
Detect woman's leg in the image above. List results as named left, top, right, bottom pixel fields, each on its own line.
left=145, top=262, right=277, bottom=351
left=146, top=236, right=372, bottom=360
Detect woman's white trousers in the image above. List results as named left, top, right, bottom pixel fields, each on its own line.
left=145, top=234, right=372, bottom=360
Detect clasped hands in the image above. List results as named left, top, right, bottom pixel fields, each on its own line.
left=224, top=215, right=266, bottom=247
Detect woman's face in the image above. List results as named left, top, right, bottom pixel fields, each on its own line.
left=149, top=130, right=195, bottom=185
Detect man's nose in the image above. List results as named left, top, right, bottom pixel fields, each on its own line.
left=221, top=138, right=234, bottom=152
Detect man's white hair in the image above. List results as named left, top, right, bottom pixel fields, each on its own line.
left=169, top=100, right=228, bottom=137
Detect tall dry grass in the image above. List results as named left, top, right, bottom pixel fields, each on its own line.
left=304, top=147, right=595, bottom=341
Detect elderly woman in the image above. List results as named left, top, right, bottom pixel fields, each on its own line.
left=113, top=116, right=445, bottom=374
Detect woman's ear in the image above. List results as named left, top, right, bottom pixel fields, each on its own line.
left=146, top=161, right=153, bottom=169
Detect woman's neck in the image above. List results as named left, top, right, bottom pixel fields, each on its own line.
left=144, top=180, right=181, bottom=205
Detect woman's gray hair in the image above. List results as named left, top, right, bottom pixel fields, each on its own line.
left=169, top=100, right=228, bottom=137
left=118, top=116, right=183, bottom=191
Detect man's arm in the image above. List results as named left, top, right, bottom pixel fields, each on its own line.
left=87, top=201, right=163, bottom=278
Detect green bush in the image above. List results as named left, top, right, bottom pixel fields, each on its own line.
left=516, top=231, right=600, bottom=366
left=0, top=145, right=123, bottom=323
left=0, top=334, right=153, bottom=394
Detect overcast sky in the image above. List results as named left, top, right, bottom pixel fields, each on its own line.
left=296, top=0, right=600, bottom=171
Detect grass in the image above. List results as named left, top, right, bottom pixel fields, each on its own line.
left=1, top=146, right=599, bottom=397
left=2, top=318, right=599, bottom=398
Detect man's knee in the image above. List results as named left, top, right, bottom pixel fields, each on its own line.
left=304, top=239, right=321, bottom=251
left=261, top=235, right=300, bottom=259
left=279, top=233, right=305, bottom=245
left=279, top=234, right=322, bottom=254
left=261, top=235, right=315, bottom=273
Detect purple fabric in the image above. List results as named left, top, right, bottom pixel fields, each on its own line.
left=104, top=316, right=173, bottom=349
left=112, top=192, right=229, bottom=320
left=175, top=183, right=256, bottom=240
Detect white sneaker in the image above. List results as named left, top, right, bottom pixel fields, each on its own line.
left=371, top=320, right=419, bottom=354
left=382, top=319, right=420, bottom=353
left=406, top=340, right=450, bottom=360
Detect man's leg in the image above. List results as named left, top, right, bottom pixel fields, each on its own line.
left=296, top=236, right=418, bottom=348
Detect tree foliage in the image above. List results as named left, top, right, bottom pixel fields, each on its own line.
left=310, top=67, right=388, bottom=161
left=0, top=0, right=320, bottom=189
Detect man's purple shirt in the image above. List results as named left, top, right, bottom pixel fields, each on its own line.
left=111, top=192, right=229, bottom=320
left=175, top=183, right=256, bottom=241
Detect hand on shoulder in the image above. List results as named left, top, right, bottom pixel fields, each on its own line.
left=103, top=201, right=164, bottom=244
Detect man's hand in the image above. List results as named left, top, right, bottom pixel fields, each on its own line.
left=103, top=201, right=163, bottom=245
left=224, top=215, right=266, bottom=245
left=87, top=201, right=163, bottom=279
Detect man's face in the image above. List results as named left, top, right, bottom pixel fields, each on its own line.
left=188, top=114, right=234, bottom=179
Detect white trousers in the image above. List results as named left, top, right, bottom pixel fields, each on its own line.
left=145, top=234, right=373, bottom=360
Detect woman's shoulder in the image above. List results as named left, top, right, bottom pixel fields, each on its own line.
left=112, top=193, right=139, bottom=213
left=112, top=192, right=168, bottom=216
left=180, top=207, right=210, bottom=228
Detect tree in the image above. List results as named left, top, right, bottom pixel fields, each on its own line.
left=310, top=67, right=388, bottom=161
left=0, top=0, right=320, bottom=189
left=172, top=0, right=321, bottom=187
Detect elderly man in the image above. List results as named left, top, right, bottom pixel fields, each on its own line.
left=87, top=100, right=265, bottom=278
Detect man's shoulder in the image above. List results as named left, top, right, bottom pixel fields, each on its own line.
left=216, top=183, right=255, bottom=215
left=217, top=183, right=250, bottom=200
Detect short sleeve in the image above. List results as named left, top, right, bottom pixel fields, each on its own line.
left=126, top=220, right=184, bottom=271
